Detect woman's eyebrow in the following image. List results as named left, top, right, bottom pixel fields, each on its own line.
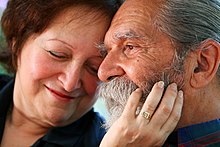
left=47, top=38, right=75, bottom=49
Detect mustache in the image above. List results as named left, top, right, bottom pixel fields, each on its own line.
left=97, top=76, right=138, bottom=105
left=96, top=76, right=138, bottom=128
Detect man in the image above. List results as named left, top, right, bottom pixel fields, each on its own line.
left=97, top=0, right=220, bottom=146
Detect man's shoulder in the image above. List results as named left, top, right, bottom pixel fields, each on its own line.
left=0, top=74, right=13, bottom=90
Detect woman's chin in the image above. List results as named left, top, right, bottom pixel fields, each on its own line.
left=43, top=110, right=75, bottom=127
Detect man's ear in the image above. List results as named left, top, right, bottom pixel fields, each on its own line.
left=190, top=39, right=220, bottom=88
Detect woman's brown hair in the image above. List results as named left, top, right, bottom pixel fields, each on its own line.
left=0, top=0, right=119, bottom=73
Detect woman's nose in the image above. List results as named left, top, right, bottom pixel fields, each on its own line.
left=58, top=65, right=82, bottom=92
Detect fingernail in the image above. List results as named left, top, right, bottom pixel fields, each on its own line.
left=170, top=83, right=177, bottom=90
left=157, top=81, right=164, bottom=88
left=135, top=88, right=141, bottom=92
left=178, top=90, right=183, bottom=98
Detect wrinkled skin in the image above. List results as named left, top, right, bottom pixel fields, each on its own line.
left=98, top=0, right=220, bottom=146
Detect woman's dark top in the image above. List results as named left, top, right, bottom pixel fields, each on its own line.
left=0, top=74, right=106, bottom=147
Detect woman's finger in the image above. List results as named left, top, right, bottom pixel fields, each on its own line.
left=150, top=83, right=178, bottom=128
left=161, top=90, right=183, bottom=132
left=122, top=88, right=143, bottom=119
left=138, top=81, right=165, bottom=122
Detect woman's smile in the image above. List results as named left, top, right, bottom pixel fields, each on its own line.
left=45, top=85, right=86, bottom=102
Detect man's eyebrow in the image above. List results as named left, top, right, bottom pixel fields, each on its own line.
left=95, top=31, right=144, bottom=57
left=96, top=42, right=107, bottom=57
left=114, top=31, right=143, bottom=40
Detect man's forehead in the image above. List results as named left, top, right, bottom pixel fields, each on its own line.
left=114, top=0, right=164, bottom=20
left=104, top=0, right=164, bottom=46
left=105, top=26, right=153, bottom=44
left=108, top=0, right=162, bottom=36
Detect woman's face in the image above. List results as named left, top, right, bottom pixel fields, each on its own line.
left=14, top=7, right=110, bottom=127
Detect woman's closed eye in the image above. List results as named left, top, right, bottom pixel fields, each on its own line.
left=86, top=64, right=99, bottom=76
left=46, top=50, right=68, bottom=59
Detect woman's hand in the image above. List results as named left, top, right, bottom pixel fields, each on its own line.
left=100, top=81, right=183, bottom=147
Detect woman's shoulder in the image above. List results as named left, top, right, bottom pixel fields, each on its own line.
left=79, top=110, right=106, bottom=146
left=0, top=74, right=13, bottom=90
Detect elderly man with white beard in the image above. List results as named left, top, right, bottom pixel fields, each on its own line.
left=97, top=0, right=220, bottom=146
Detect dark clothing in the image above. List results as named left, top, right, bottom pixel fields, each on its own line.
left=0, top=75, right=106, bottom=147
left=0, top=74, right=12, bottom=89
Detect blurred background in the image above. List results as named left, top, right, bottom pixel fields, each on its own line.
left=0, top=0, right=7, bottom=9
left=0, top=0, right=7, bottom=74
left=0, top=0, right=108, bottom=118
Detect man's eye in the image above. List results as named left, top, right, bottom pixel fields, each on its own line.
left=47, top=50, right=66, bottom=59
left=125, top=45, right=134, bottom=50
left=123, top=44, right=140, bottom=56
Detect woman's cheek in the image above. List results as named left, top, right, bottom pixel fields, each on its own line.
left=83, top=73, right=99, bottom=96
left=31, top=56, right=58, bottom=80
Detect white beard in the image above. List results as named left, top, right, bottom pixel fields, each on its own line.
left=96, top=63, right=185, bottom=129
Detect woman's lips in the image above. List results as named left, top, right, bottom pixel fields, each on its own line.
left=45, top=86, right=86, bottom=100
left=48, top=87, right=74, bottom=99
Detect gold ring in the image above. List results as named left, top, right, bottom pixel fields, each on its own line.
left=142, top=111, right=151, bottom=120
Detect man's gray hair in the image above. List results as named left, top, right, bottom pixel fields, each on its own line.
left=156, top=0, right=220, bottom=77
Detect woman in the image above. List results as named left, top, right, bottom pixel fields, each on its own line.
left=0, top=0, right=116, bottom=146
left=0, top=0, right=183, bottom=146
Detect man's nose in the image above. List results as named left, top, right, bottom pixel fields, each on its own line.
left=58, top=65, right=82, bottom=92
left=98, top=52, right=125, bottom=82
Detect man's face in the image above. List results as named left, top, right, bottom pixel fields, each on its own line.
left=97, top=0, right=185, bottom=127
